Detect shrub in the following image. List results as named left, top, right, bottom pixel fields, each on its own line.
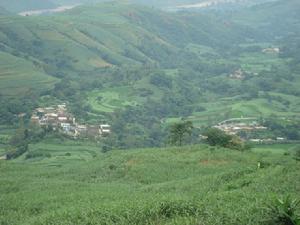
left=158, top=201, right=200, bottom=218
left=265, top=196, right=300, bottom=225
left=203, top=128, right=251, bottom=151
left=6, top=144, right=28, bottom=160
left=294, top=146, right=300, bottom=161
left=25, top=151, right=51, bottom=159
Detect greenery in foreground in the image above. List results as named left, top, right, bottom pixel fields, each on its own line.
left=1, top=143, right=300, bottom=225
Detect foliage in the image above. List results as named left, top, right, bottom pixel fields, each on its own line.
left=6, top=144, right=28, bottom=160
left=0, top=0, right=300, bottom=150
left=203, top=128, right=250, bottom=151
left=294, top=146, right=300, bottom=161
left=265, top=196, right=300, bottom=225
left=0, top=143, right=300, bottom=224
left=168, top=121, right=193, bottom=146
left=25, top=151, right=51, bottom=160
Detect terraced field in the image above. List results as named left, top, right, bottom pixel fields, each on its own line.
left=88, top=87, right=139, bottom=113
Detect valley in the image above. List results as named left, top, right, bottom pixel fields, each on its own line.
left=0, top=0, right=300, bottom=224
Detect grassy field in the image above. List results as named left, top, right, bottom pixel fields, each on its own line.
left=0, top=143, right=299, bottom=225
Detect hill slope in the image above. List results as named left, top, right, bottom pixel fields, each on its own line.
left=1, top=143, right=299, bottom=224
left=0, top=0, right=300, bottom=147
left=0, top=2, right=244, bottom=96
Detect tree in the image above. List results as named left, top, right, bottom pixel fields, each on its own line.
left=203, top=128, right=232, bottom=147
left=169, top=121, right=193, bottom=146
left=203, top=128, right=250, bottom=151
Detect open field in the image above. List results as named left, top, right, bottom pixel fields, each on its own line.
left=0, top=143, right=299, bottom=224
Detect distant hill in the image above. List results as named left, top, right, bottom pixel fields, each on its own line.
left=233, top=0, right=300, bottom=40
left=49, top=0, right=278, bottom=9
left=0, top=2, right=231, bottom=96
left=0, top=0, right=57, bottom=13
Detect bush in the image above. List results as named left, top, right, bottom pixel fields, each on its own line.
left=203, top=128, right=251, bottom=151
left=158, top=201, right=200, bottom=218
left=293, top=146, right=300, bottom=161
left=25, top=151, right=51, bottom=159
left=265, top=196, right=300, bottom=225
left=6, top=144, right=28, bottom=160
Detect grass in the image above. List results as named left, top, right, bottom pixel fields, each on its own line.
left=88, top=87, right=139, bottom=113
left=252, top=143, right=299, bottom=154
left=0, top=52, right=57, bottom=97
left=0, top=143, right=299, bottom=224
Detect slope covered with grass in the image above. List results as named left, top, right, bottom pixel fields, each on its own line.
left=0, top=143, right=299, bottom=224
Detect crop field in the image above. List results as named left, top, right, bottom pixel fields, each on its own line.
left=88, top=87, right=139, bottom=113
left=0, top=143, right=299, bottom=225
left=238, top=52, right=285, bottom=74
left=163, top=95, right=300, bottom=128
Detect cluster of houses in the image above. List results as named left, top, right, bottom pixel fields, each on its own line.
left=213, top=118, right=267, bottom=136
left=229, top=69, right=245, bottom=80
left=31, top=104, right=111, bottom=138
left=262, top=47, right=280, bottom=54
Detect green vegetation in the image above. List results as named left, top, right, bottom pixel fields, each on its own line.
left=0, top=1, right=300, bottom=224
left=265, top=196, right=300, bottom=225
left=1, top=144, right=300, bottom=224
left=0, top=0, right=299, bottom=150
left=203, top=128, right=251, bottom=151
left=168, top=121, right=193, bottom=146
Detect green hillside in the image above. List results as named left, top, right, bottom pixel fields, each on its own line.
left=0, top=2, right=243, bottom=96
left=1, top=143, right=299, bottom=225
left=0, top=51, right=57, bottom=97
left=0, top=0, right=300, bottom=146
left=1, top=1, right=300, bottom=224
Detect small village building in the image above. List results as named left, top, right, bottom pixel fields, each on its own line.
left=61, top=123, right=71, bottom=132
left=229, top=69, right=245, bottom=80
left=262, top=47, right=280, bottom=54
left=276, top=137, right=286, bottom=141
left=58, top=116, right=68, bottom=122
left=30, top=104, right=111, bottom=138
left=31, top=115, right=40, bottom=124
left=100, top=124, right=111, bottom=135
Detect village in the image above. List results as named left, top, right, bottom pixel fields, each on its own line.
left=212, top=117, right=288, bottom=143
left=213, top=117, right=267, bottom=136
left=30, top=103, right=111, bottom=139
